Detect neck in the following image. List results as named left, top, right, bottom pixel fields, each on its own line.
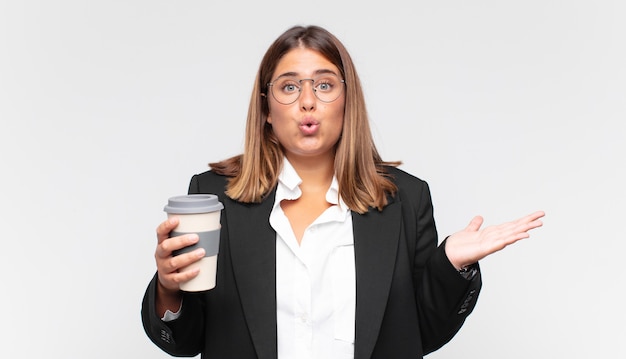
left=286, top=153, right=335, bottom=191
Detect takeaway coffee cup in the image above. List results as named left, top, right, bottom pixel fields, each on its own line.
left=164, top=194, right=224, bottom=292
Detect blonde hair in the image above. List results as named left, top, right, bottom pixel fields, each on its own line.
left=210, top=25, right=400, bottom=213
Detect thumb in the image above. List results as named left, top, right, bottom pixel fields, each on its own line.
left=465, top=215, right=484, bottom=232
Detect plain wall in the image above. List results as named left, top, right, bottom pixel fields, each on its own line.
left=1, top=0, right=624, bottom=358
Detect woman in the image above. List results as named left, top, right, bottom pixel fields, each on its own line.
left=141, top=25, right=544, bottom=359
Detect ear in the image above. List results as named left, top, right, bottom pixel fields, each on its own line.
left=261, top=93, right=272, bottom=124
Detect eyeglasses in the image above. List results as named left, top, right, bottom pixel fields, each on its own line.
left=267, top=73, right=345, bottom=105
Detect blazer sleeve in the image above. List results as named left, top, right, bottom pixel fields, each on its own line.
left=408, top=178, right=482, bottom=354
left=140, top=274, right=207, bottom=356
left=140, top=174, right=220, bottom=356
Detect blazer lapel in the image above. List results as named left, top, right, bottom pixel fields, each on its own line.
left=352, top=200, right=402, bottom=359
left=225, top=191, right=278, bottom=359
left=224, top=190, right=401, bottom=359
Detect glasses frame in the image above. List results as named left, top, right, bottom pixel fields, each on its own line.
left=267, top=74, right=345, bottom=105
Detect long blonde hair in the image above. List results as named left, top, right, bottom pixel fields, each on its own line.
left=210, top=25, right=400, bottom=213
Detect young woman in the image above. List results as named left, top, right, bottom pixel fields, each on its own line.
left=141, top=25, right=544, bottom=359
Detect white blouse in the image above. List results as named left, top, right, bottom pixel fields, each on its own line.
left=271, top=158, right=356, bottom=359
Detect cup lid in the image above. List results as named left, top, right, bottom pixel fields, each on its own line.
left=164, top=194, right=224, bottom=214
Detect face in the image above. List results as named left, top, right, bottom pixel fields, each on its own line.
left=266, top=47, right=345, bottom=162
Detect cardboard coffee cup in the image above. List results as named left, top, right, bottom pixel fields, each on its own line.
left=164, top=194, right=223, bottom=291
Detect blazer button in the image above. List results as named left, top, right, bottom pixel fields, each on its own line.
left=160, top=329, right=171, bottom=343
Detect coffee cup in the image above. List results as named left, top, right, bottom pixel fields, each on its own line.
left=163, top=194, right=224, bottom=291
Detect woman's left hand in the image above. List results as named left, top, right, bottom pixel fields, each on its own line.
left=444, top=211, right=545, bottom=270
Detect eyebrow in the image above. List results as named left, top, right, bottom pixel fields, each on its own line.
left=273, top=69, right=338, bottom=80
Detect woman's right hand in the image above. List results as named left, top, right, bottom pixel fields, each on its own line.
left=155, top=216, right=206, bottom=294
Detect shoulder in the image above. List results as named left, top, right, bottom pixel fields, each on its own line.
left=383, top=166, right=434, bottom=209
left=188, top=170, right=230, bottom=196
left=384, top=166, right=429, bottom=191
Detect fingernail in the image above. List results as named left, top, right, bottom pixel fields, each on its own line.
left=188, top=234, right=199, bottom=243
left=196, top=248, right=205, bottom=257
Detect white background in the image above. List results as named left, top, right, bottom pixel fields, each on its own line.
left=1, top=1, right=624, bottom=358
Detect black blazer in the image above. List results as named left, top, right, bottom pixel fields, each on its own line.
left=142, top=166, right=481, bottom=359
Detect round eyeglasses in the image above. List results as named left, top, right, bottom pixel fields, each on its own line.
left=267, top=73, right=345, bottom=105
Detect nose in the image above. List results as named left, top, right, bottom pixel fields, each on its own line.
left=299, top=79, right=316, bottom=111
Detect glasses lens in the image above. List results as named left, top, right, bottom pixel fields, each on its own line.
left=271, top=77, right=300, bottom=104
left=270, top=74, right=344, bottom=104
left=314, top=74, right=344, bottom=103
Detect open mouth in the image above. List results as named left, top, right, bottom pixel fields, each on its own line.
left=299, top=119, right=320, bottom=135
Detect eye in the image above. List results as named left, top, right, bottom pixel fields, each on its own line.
left=276, top=78, right=299, bottom=94
left=317, top=82, right=332, bottom=91
left=314, top=76, right=338, bottom=92
left=318, top=80, right=337, bottom=92
left=283, top=84, right=298, bottom=93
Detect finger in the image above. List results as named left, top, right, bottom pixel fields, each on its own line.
left=465, top=215, right=484, bottom=232
left=160, top=263, right=202, bottom=287
left=496, top=214, right=544, bottom=246
left=156, top=233, right=199, bottom=259
left=159, top=247, right=205, bottom=274
left=495, top=222, right=535, bottom=240
left=529, top=211, right=545, bottom=229
left=518, top=210, right=545, bottom=226
left=513, top=211, right=545, bottom=232
left=156, top=216, right=180, bottom=244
